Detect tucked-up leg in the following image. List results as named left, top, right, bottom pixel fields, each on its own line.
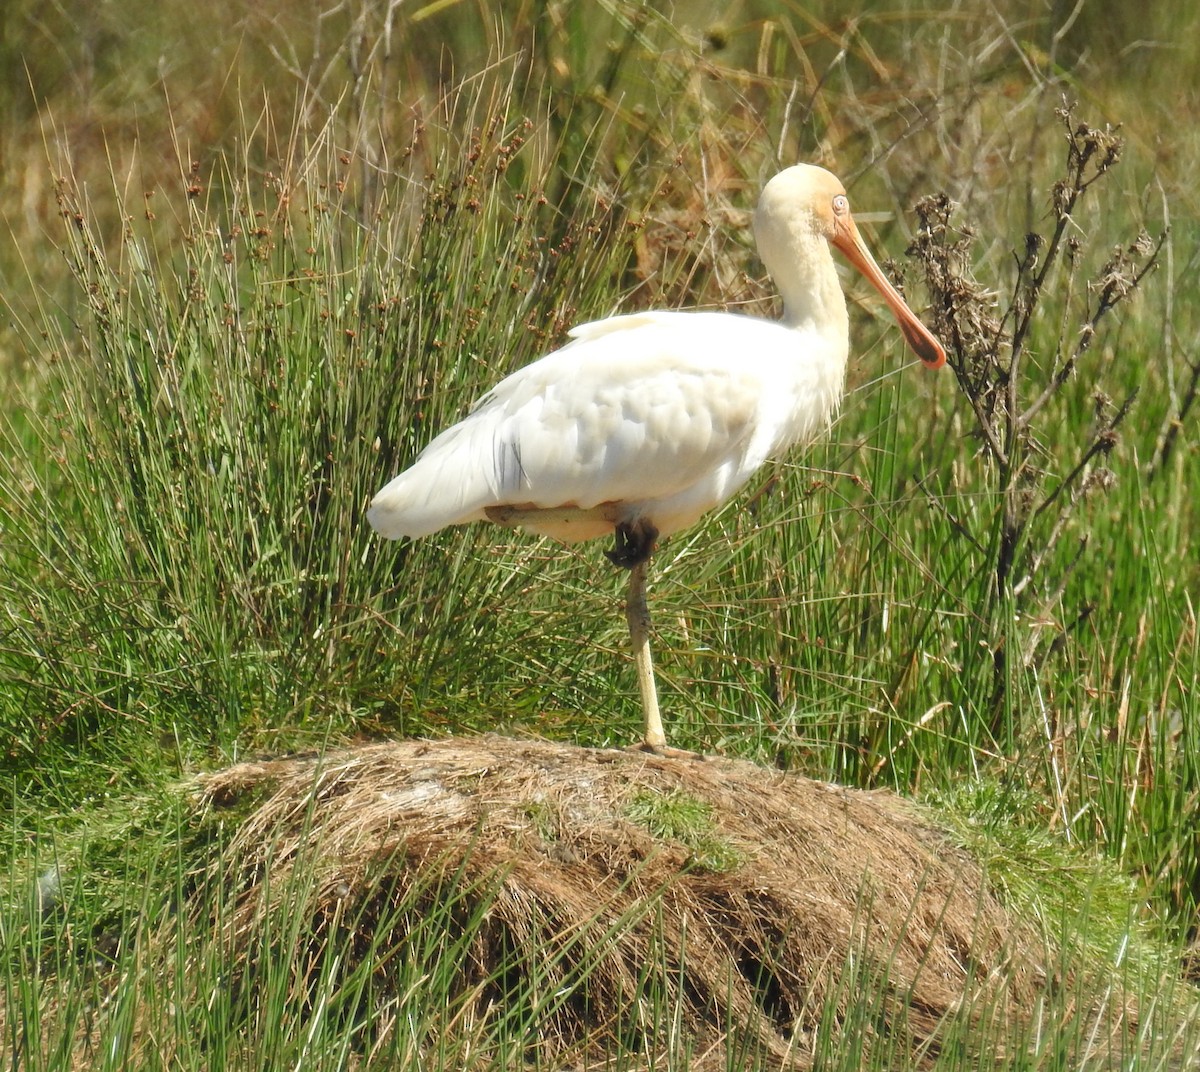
left=605, top=519, right=658, bottom=569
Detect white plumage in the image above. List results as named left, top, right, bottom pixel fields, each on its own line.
left=368, top=310, right=846, bottom=543
left=368, top=164, right=945, bottom=751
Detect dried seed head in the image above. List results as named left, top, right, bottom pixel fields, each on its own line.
left=909, top=193, right=1003, bottom=378
left=1051, top=179, right=1073, bottom=220
left=1084, top=467, right=1117, bottom=495
left=1022, top=232, right=1043, bottom=270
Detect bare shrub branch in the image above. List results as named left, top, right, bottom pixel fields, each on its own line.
left=906, top=100, right=1162, bottom=731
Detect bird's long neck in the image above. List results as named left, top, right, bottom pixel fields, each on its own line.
left=754, top=201, right=851, bottom=352
left=772, top=233, right=849, bottom=346
left=757, top=226, right=851, bottom=447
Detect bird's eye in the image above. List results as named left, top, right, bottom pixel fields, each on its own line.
left=832, top=194, right=849, bottom=214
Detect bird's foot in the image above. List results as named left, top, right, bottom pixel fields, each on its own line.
left=626, top=741, right=709, bottom=760
left=605, top=519, right=659, bottom=569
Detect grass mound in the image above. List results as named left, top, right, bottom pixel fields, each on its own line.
left=194, top=734, right=1048, bottom=1066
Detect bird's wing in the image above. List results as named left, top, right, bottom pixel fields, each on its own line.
left=562, top=310, right=675, bottom=344
left=368, top=312, right=789, bottom=539
left=476, top=312, right=781, bottom=499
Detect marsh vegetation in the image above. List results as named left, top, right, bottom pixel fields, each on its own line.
left=2, top=1, right=1198, bottom=1067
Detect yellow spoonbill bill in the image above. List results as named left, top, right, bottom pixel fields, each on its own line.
left=368, top=164, right=945, bottom=751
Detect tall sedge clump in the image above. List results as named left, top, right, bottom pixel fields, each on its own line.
left=0, top=86, right=643, bottom=781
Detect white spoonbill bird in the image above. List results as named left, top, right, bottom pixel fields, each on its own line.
left=368, top=164, right=945, bottom=752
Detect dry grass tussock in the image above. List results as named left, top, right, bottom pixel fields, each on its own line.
left=195, top=734, right=1051, bottom=1066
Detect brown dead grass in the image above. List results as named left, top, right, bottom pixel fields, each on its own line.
left=194, top=734, right=1050, bottom=1067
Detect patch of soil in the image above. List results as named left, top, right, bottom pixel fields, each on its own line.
left=197, top=735, right=1046, bottom=1066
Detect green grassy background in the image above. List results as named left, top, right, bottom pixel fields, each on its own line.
left=2, top=0, right=1199, bottom=1066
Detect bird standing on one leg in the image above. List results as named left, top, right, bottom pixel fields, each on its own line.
left=367, top=164, right=946, bottom=752
left=605, top=520, right=664, bottom=750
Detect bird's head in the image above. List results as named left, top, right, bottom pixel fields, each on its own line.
left=755, top=164, right=946, bottom=369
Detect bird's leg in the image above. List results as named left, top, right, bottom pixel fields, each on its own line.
left=625, top=559, right=666, bottom=752
left=606, top=520, right=666, bottom=751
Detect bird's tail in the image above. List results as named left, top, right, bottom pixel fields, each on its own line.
left=367, top=418, right=505, bottom=540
